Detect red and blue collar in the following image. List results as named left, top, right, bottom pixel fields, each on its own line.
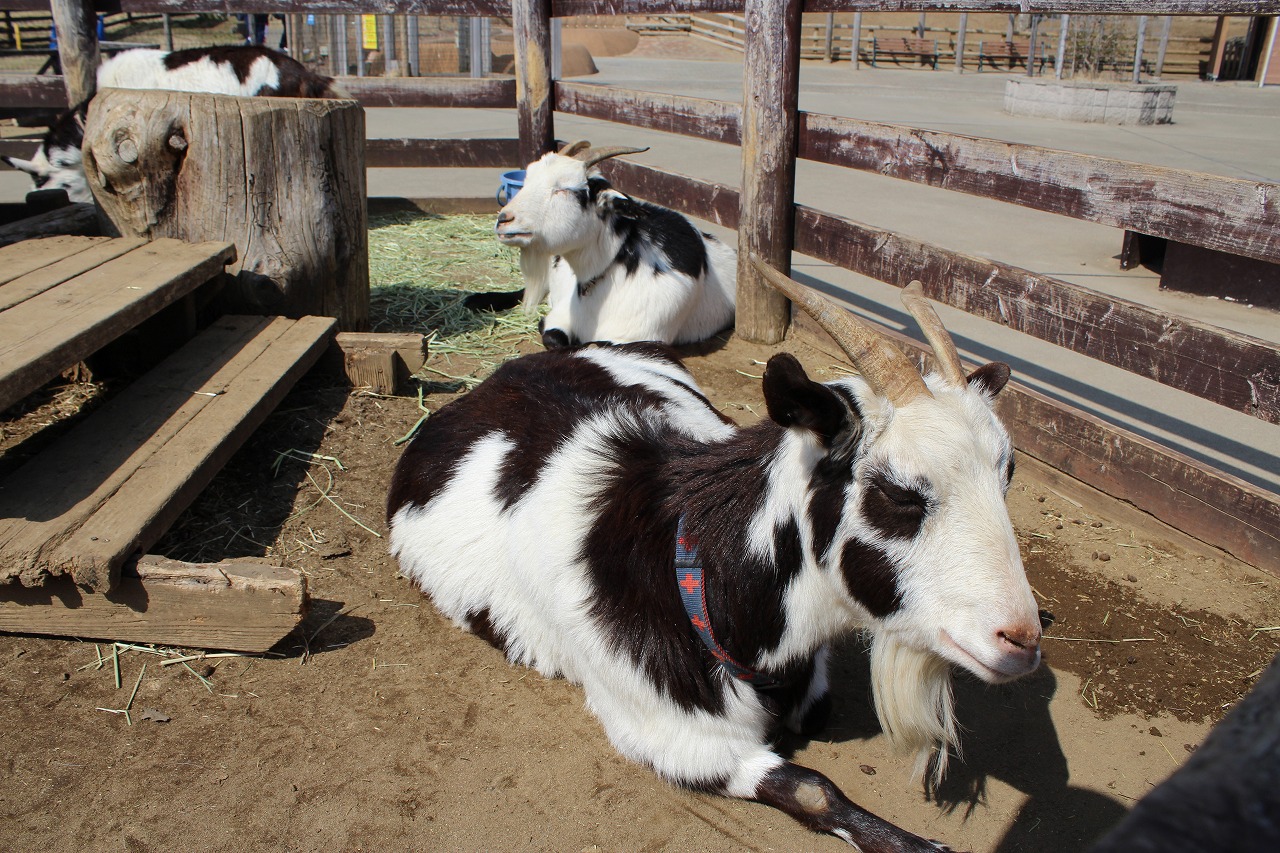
left=676, top=515, right=779, bottom=688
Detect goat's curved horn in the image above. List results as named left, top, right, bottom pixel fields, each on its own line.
left=749, top=255, right=930, bottom=405
left=557, top=140, right=591, bottom=158
left=900, top=281, right=965, bottom=386
left=574, top=145, right=650, bottom=169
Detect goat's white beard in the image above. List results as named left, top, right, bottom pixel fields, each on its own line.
left=870, top=632, right=957, bottom=788
left=519, top=248, right=551, bottom=315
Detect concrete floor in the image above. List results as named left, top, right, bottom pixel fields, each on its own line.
left=4, top=58, right=1275, bottom=492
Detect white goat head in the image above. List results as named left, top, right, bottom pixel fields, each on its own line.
left=752, top=258, right=1042, bottom=781
left=2, top=106, right=90, bottom=202
left=495, top=140, right=648, bottom=255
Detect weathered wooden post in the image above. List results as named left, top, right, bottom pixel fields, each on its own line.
left=513, top=0, right=554, bottom=166
left=1154, top=15, right=1173, bottom=78
left=50, top=0, right=99, bottom=106
left=954, top=13, right=968, bottom=73
left=737, top=0, right=801, bottom=344
left=1133, top=15, right=1148, bottom=83
left=1056, top=14, right=1070, bottom=79
left=82, top=89, right=369, bottom=331
left=851, top=12, right=863, bottom=70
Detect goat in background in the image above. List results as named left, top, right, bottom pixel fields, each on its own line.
left=480, top=140, right=736, bottom=348
left=388, top=259, right=1041, bottom=851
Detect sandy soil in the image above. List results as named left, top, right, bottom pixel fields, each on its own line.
left=2, top=325, right=1277, bottom=853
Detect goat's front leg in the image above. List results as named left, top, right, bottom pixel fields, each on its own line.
left=752, top=761, right=958, bottom=852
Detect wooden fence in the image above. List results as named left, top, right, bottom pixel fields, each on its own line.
left=5, top=0, right=1280, bottom=573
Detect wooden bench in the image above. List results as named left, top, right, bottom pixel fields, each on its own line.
left=0, top=235, right=335, bottom=651
left=977, top=40, right=1050, bottom=73
left=870, top=36, right=938, bottom=69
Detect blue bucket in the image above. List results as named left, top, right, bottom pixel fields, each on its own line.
left=496, top=169, right=526, bottom=206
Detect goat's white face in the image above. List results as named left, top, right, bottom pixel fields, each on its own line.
left=4, top=145, right=91, bottom=203
left=495, top=152, right=620, bottom=253
left=831, top=370, right=1040, bottom=685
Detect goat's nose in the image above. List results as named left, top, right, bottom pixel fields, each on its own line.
left=496, top=210, right=514, bottom=226
left=997, top=624, right=1042, bottom=658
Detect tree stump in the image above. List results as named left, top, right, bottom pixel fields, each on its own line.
left=82, top=88, right=368, bottom=331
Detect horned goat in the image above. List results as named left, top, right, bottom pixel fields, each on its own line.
left=2, top=46, right=344, bottom=203
left=387, top=262, right=1041, bottom=851
left=489, top=140, right=736, bottom=348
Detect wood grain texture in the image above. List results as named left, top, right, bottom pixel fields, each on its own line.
left=554, top=81, right=742, bottom=145
left=793, top=205, right=1280, bottom=424
left=737, top=0, right=802, bottom=345
left=0, top=237, right=145, bottom=311
left=83, top=89, right=368, bottom=331
left=0, top=203, right=100, bottom=248
left=799, top=112, right=1280, bottom=267
left=790, top=305, right=1280, bottom=573
left=339, top=77, right=515, bottom=109
left=0, top=315, right=335, bottom=591
left=598, top=158, right=740, bottom=228
left=801, top=1, right=1280, bottom=11
left=514, top=0, right=555, bottom=166
left=0, top=237, right=236, bottom=415
left=0, top=76, right=71, bottom=109
left=335, top=331, right=426, bottom=394
left=0, top=234, right=111, bottom=288
left=366, top=138, right=520, bottom=169
left=0, top=555, right=307, bottom=653
left=50, top=0, right=98, bottom=105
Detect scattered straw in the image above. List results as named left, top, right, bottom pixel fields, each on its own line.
left=367, top=212, right=538, bottom=387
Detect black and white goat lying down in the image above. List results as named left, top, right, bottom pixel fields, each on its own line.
left=2, top=46, right=343, bottom=203
left=387, top=264, right=1041, bottom=851
left=480, top=141, right=737, bottom=348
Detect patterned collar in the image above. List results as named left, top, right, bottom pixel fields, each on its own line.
left=675, top=515, right=779, bottom=688
left=577, top=266, right=610, bottom=297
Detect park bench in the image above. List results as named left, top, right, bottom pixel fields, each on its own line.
left=870, top=36, right=938, bottom=69
left=977, top=39, right=1050, bottom=72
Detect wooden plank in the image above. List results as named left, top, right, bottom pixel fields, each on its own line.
left=0, top=238, right=237, bottom=414
left=0, top=235, right=112, bottom=287
left=0, top=75, right=70, bottom=109
left=792, top=204, right=1280, bottom=425
left=0, top=555, right=307, bottom=654
left=335, top=331, right=427, bottom=395
left=554, top=81, right=741, bottom=146
left=338, top=76, right=515, bottom=108
left=514, top=0, right=555, bottom=166
left=0, top=203, right=100, bottom=249
left=56, top=316, right=336, bottom=590
left=801, top=1, right=1280, bottom=11
left=0, top=139, right=39, bottom=160
left=738, top=0, right=802, bottom=345
left=598, top=159, right=740, bottom=228
left=75, top=1, right=509, bottom=14
left=790, top=307, right=1280, bottom=574
left=0, top=316, right=278, bottom=587
left=798, top=112, right=1280, bottom=267
left=0, top=237, right=146, bottom=312
left=366, top=138, right=519, bottom=169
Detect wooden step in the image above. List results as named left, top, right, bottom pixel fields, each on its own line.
left=0, top=314, right=336, bottom=592
left=0, top=555, right=306, bottom=654
left=0, top=235, right=237, bottom=413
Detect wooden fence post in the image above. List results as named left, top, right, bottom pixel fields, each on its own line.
left=1133, top=15, right=1148, bottom=83
left=954, top=12, right=968, bottom=72
left=1154, top=15, right=1172, bottom=77
left=851, top=12, right=862, bottom=70
left=1056, top=13, right=1070, bottom=79
left=737, top=0, right=801, bottom=344
left=513, top=0, right=554, bottom=166
left=50, top=0, right=99, bottom=106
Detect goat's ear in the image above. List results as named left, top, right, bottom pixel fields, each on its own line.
left=967, top=361, right=1011, bottom=397
left=762, top=353, right=852, bottom=445
left=597, top=187, right=641, bottom=219
left=2, top=156, right=41, bottom=176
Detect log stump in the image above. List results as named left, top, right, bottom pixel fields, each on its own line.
left=82, top=88, right=368, bottom=330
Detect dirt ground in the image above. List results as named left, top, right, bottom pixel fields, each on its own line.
left=2, top=321, right=1278, bottom=853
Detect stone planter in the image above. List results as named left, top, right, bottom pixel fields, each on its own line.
left=1004, top=78, right=1176, bottom=125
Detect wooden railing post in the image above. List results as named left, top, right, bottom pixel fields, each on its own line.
left=50, top=0, right=98, bottom=106
left=513, top=0, right=554, bottom=167
left=737, top=0, right=801, bottom=344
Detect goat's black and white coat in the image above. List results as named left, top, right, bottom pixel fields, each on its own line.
left=387, top=276, right=1042, bottom=851
left=2, top=46, right=343, bottom=203
left=493, top=143, right=736, bottom=348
